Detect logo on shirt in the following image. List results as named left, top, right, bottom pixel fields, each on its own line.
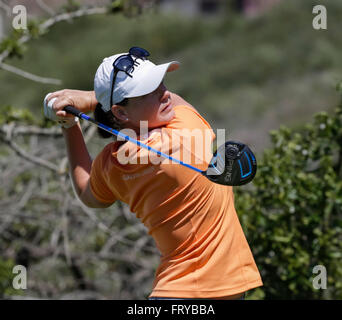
left=122, top=166, right=156, bottom=181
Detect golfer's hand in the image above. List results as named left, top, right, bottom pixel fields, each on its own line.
left=45, top=89, right=97, bottom=117
left=44, top=93, right=79, bottom=129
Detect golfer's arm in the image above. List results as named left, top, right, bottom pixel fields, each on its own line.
left=62, top=123, right=112, bottom=208
left=89, top=90, right=98, bottom=112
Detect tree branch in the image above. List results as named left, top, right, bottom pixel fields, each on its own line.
left=35, top=0, right=56, bottom=16
left=0, top=132, right=61, bottom=173
left=0, top=124, right=62, bottom=137
left=0, top=5, right=108, bottom=84
left=0, top=0, right=11, bottom=17
left=39, top=7, right=108, bottom=32
left=0, top=62, right=62, bottom=85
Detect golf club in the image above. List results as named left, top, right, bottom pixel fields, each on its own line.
left=64, top=105, right=257, bottom=186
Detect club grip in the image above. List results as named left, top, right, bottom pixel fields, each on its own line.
left=63, top=105, right=82, bottom=118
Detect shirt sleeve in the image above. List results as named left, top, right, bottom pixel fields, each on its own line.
left=89, top=146, right=117, bottom=204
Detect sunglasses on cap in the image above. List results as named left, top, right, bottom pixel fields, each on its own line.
left=109, top=47, right=150, bottom=108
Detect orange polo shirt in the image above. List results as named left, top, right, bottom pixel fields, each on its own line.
left=90, top=105, right=263, bottom=298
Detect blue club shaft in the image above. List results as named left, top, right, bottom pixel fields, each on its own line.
left=64, top=106, right=204, bottom=174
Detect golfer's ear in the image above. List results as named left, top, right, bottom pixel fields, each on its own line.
left=111, top=105, right=128, bottom=122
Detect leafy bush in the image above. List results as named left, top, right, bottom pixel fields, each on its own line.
left=0, top=258, right=18, bottom=298
left=235, top=86, right=342, bottom=299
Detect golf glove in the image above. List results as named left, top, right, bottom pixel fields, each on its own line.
left=44, top=93, right=79, bottom=129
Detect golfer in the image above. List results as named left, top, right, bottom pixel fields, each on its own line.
left=44, top=47, right=262, bottom=300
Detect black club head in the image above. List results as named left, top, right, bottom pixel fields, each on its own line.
left=203, top=141, right=257, bottom=186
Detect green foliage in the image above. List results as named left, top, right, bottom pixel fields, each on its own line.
left=235, top=94, right=342, bottom=299
left=0, top=29, right=26, bottom=58
left=108, top=0, right=125, bottom=14
left=0, top=19, right=46, bottom=57
left=0, top=105, right=36, bottom=125
left=0, top=258, right=18, bottom=298
left=109, top=0, right=158, bottom=17
left=27, top=20, right=46, bottom=39
left=61, top=0, right=81, bottom=13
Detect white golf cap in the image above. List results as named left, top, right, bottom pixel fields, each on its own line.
left=94, top=52, right=180, bottom=112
